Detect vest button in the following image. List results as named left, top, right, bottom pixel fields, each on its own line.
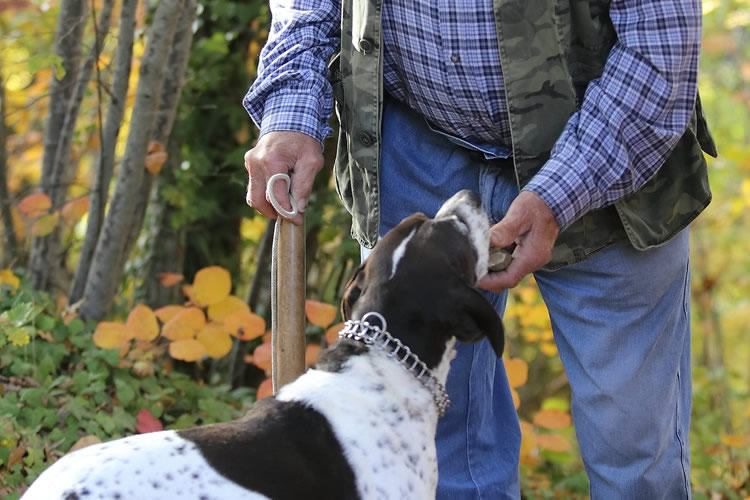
left=358, top=39, right=374, bottom=54
left=359, top=132, right=373, bottom=146
left=450, top=53, right=460, bottom=63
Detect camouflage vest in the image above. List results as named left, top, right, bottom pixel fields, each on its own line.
left=331, top=0, right=717, bottom=269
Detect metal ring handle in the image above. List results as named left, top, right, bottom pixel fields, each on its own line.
left=361, top=311, right=387, bottom=333
left=266, top=173, right=298, bottom=218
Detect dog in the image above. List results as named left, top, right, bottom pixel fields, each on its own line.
left=22, top=190, right=504, bottom=500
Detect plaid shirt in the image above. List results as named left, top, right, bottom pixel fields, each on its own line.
left=243, top=0, right=701, bottom=230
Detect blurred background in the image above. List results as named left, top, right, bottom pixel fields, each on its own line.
left=0, top=0, right=747, bottom=498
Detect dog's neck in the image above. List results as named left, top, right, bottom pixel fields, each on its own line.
left=275, top=336, right=457, bottom=498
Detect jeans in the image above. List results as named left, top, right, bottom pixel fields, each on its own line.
left=364, top=97, right=692, bottom=499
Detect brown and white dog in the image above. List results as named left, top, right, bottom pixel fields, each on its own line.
left=22, top=190, right=504, bottom=500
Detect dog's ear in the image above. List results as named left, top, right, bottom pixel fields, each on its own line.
left=341, top=263, right=366, bottom=321
left=449, top=285, right=504, bottom=357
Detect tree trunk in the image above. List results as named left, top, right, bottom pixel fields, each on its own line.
left=69, top=0, right=138, bottom=304
left=141, top=135, right=186, bottom=308
left=119, top=0, right=196, bottom=275
left=0, top=63, right=18, bottom=267
left=79, top=0, right=184, bottom=321
left=30, top=0, right=88, bottom=291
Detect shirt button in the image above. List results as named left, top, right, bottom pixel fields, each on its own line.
left=450, top=53, right=460, bottom=63
left=359, top=132, right=373, bottom=146
left=358, top=39, right=374, bottom=54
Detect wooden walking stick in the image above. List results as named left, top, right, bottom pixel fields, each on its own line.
left=266, top=173, right=306, bottom=394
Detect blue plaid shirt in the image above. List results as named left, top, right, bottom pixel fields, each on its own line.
left=243, top=0, right=701, bottom=230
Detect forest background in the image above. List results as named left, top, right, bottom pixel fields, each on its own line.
left=0, top=0, right=748, bottom=498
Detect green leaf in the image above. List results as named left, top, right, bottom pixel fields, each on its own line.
left=36, top=314, right=57, bottom=332
left=4, top=302, right=42, bottom=326
left=67, top=318, right=84, bottom=335
left=114, top=377, right=136, bottom=406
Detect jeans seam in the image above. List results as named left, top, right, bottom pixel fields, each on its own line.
left=675, top=370, right=690, bottom=498
left=465, top=344, right=484, bottom=499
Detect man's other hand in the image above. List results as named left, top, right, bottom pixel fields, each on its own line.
left=244, top=131, right=324, bottom=225
left=478, top=191, right=560, bottom=292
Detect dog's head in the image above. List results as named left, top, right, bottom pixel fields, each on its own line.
left=341, top=190, right=504, bottom=370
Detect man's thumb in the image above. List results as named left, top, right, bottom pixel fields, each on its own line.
left=490, top=214, right=522, bottom=248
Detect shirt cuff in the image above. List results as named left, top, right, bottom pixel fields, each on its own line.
left=248, top=91, right=333, bottom=147
left=523, top=146, right=602, bottom=231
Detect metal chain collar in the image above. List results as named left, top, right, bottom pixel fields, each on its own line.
left=338, top=312, right=451, bottom=417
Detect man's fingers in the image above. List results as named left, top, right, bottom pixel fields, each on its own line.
left=490, top=210, right=526, bottom=249
left=290, top=158, right=323, bottom=215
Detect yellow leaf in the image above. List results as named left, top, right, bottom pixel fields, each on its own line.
left=256, top=377, right=273, bottom=400
left=93, top=322, right=134, bottom=349
left=533, top=409, right=572, bottom=430
left=161, top=307, right=205, bottom=341
left=511, top=388, right=520, bottom=409
left=504, top=358, right=528, bottom=388
left=182, top=284, right=196, bottom=303
left=18, top=192, right=51, bottom=217
left=519, top=286, right=537, bottom=304
left=69, top=435, right=102, bottom=452
left=31, top=213, right=58, bottom=236
left=208, top=295, right=250, bottom=323
left=721, top=434, right=749, bottom=448
left=196, top=323, right=233, bottom=359
left=305, top=299, right=337, bottom=328
left=168, top=339, right=206, bottom=362
left=539, top=341, right=558, bottom=357
left=154, top=305, right=184, bottom=323
left=7, top=327, right=30, bottom=346
left=61, top=197, right=89, bottom=222
left=536, top=434, right=570, bottom=453
left=252, top=342, right=272, bottom=373
left=0, top=269, right=20, bottom=290
left=223, top=310, right=265, bottom=341
left=305, top=343, right=321, bottom=367
left=519, top=420, right=537, bottom=458
left=158, top=272, right=183, bottom=287
left=326, top=322, right=345, bottom=345
left=192, top=266, right=231, bottom=306
left=126, top=305, right=159, bottom=341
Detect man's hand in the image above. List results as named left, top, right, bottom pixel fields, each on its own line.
left=478, top=191, right=560, bottom=293
left=244, top=131, right=324, bottom=225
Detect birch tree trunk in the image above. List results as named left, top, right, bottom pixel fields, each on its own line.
left=0, top=64, right=18, bottom=267
left=69, top=0, right=138, bottom=304
left=30, top=0, right=88, bottom=291
left=119, top=0, right=196, bottom=275
left=79, top=0, right=184, bottom=321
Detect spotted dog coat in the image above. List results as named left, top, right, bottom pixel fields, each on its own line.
left=23, top=190, right=504, bottom=500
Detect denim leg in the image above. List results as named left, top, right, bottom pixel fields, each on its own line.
left=372, top=97, right=522, bottom=499
left=534, top=231, right=692, bottom=499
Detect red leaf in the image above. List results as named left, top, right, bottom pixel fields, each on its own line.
left=134, top=408, right=163, bottom=434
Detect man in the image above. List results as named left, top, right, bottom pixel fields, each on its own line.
left=243, top=0, right=716, bottom=497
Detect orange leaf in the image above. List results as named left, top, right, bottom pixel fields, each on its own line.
left=93, top=322, right=133, bottom=349
left=305, top=343, right=321, bottom=367
left=18, top=192, right=51, bottom=217
left=721, top=434, right=749, bottom=448
left=305, top=299, right=337, bottom=328
left=182, top=284, right=196, bottom=303
left=8, top=445, right=26, bottom=467
left=196, top=324, right=233, bottom=359
left=536, top=434, right=570, bottom=453
left=158, top=272, right=183, bottom=287
left=192, top=266, right=231, bottom=306
left=208, top=295, right=250, bottom=323
left=223, top=310, right=265, bottom=341
left=532, top=409, right=571, bottom=430
left=126, top=305, right=159, bottom=341
left=252, top=342, right=272, bottom=373
left=325, top=322, right=345, bottom=345
left=147, top=141, right=164, bottom=153
left=162, top=307, right=205, bottom=341
left=31, top=213, right=58, bottom=236
left=504, top=358, right=528, bottom=388
left=61, top=196, right=89, bottom=222
left=257, top=378, right=273, bottom=400
left=154, top=305, right=184, bottom=323
left=168, top=338, right=206, bottom=362
left=145, top=151, right=168, bottom=174
left=134, top=408, right=163, bottom=433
